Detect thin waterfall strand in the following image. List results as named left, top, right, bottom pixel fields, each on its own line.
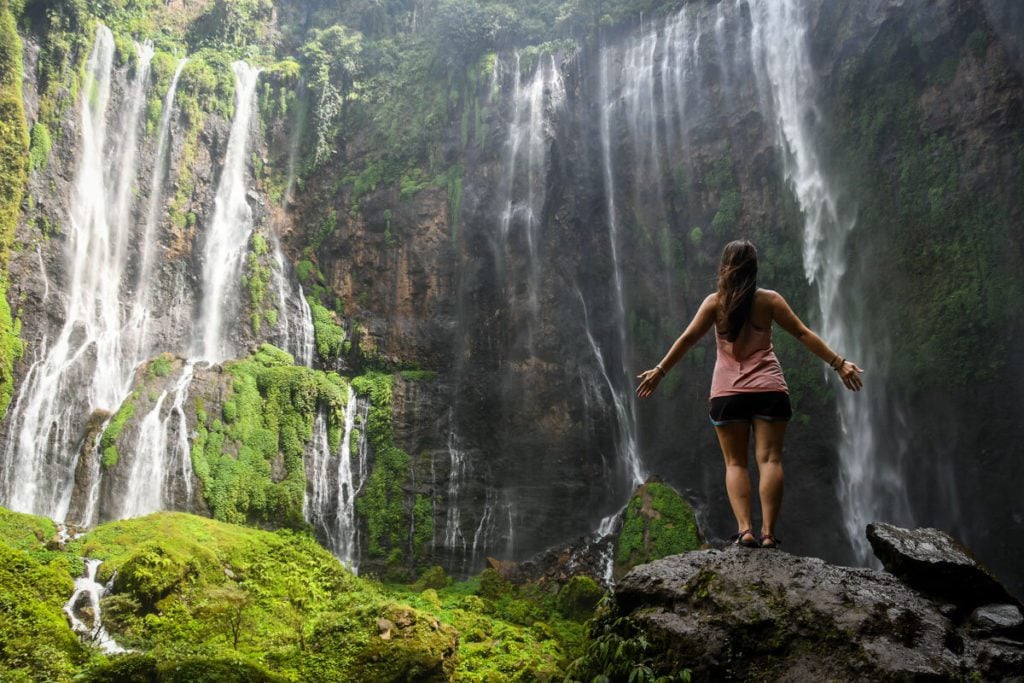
left=196, top=62, right=261, bottom=362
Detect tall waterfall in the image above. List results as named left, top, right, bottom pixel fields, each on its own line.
left=593, top=45, right=646, bottom=512
left=0, top=29, right=152, bottom=518
left=128, top=57, right=187, bottom=365
left=196, top=62, right=261, bottom=362
left=747, top=0, right=911, bottom=562
left=304, top=387, right=367, bottom=568
left=494, top=53, right=565, bottom=350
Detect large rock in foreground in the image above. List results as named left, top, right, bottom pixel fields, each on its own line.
left=608, top=545, right=1023, bottom=681
left=867, top=522, right=1020, bottom=610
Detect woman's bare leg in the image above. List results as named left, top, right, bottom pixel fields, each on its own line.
left=714, top=422, right=754, bottom=542
left=753, top=419, right=787, bottom=541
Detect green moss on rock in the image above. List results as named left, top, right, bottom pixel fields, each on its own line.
left=352, top=372, right=434, bottom=570
left=0, top=0, right=27, bottom=421
left=615, top=481, right=701, bottom=578
left=100, top=392, right=138, bottom=468
left=189, top=345, right=347, bottom=528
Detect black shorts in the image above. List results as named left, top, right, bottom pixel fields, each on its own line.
left=708, top=391, right=792, bottom=426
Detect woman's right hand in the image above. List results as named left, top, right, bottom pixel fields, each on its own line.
left=636, top=369, right=664, bottom=399
left=837, top=360, right=864, bottom=391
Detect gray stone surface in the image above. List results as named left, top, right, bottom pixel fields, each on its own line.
left=867, top=522, right=1020, bottom=609
left=609, top=543, right=1024, bottom=681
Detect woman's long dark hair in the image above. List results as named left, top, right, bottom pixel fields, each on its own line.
left=716, top=240, right=758, bottom=341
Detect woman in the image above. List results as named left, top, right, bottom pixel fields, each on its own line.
left=635, top=240, right=863, bottom=548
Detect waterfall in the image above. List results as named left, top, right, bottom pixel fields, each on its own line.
left=442, top=412, right=468, bottom=555
left=270, top=238, right=314, bottom=366
left=494, top=53, right=565, bottom=350
left=594, top=47, right=645, bottom=510
left=295, top=286, right=316, bottom=367
left=118, top=362, right=196, bottom=519
left=120, top=392, right=170, bottom=518
left=128, top=57, right=187, bottom=364
left=304, top=386, right=366, bottom=569
left=63, top=559, right=126, bottom=654
left=196, top=62, right=261, bottom=362
left=0, top=29, right=152, bottom=518
left=747, top=0, right=912, bottom=562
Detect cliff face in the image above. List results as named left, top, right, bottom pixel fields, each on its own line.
left=1, top=0, right=1022, bottom=590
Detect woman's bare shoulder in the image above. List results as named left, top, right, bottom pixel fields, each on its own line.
left=756, top=288, right=785, bottom=305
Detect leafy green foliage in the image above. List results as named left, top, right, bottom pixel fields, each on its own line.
left=566, top=615, right=692, bottom=683
left=0, top=541, right=87, bottom=682
left=147, top=354, right=173, bottom=379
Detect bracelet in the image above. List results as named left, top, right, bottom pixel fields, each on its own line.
left=828, top=353, right=839, bottom=369
left=832, top=357, right=845, bottom=372
left=655, top=364, right=666, bottom=377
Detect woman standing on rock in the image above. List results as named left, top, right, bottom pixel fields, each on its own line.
left=635, top=240, right=863, bottom=548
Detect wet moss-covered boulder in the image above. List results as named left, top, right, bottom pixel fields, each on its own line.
left=555, top=575, right=606, bottom=622
left=304, top=600, right=458, bottom=682
left=614, top=480, right=701, bottom=578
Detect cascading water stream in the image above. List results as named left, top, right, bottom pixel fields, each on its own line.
left=442, top=411, right=468, bottom=557
left=118, top=362, right=196, bottom=519
left=304, top=387, right=366, bottom=569
left=747, top=0, right=912, bottom=562
left=196, top=61, right=261, bottom=362
left=494, top=53, right=565, bottom=349
left=590, top=47, right=645, bottom=529
left=0, top=29, right=152, bottom=518
left=63, top=559, right=126, bottom=654
left=128, top=57, right=186, bottom=364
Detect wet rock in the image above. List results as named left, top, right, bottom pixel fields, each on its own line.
left=606, top=545, right=1024, bottom=681
left=867, top=522, right=1020, bottom=609
left=971, top=604, right=1024, bottom=636
left=491, top=534, right=613, bottom=587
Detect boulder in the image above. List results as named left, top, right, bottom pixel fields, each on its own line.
left=600, top=540, right=1023, bottom=681
left=867, top=523, right=1020, bottom=609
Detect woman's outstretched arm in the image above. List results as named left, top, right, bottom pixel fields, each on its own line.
left=636, top=293, right=718, bottom=399
left=766, top=289, right=864, bottom=391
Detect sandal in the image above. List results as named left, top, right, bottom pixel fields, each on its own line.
left=731, top=529, right=758, bottom=548
left=759, top=533, right=781, bottom=549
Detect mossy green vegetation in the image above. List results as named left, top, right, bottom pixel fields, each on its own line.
left=0, top=540, right=89, bottom=682
left=308, top=296, right=345, bottom=362
left=389, top=566, right=593, bottom=681
left=0, top=0, right=27, bottom=421
left=242, top=231, right=274, bottom=334
left=99, top=391, right=138, bottom=468
left=190, top=344, right=346, bottom=528
left=0, top=509, right=605, bottom=681
left=351, top=371, right=433, bottom=573
left=614, top=481, right=700, bottom=577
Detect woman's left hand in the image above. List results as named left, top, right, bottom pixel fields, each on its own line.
left=636, top=369, right=664, bottom=399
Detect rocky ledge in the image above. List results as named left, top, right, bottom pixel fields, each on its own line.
left=607, top=525, right=1022, bottom=681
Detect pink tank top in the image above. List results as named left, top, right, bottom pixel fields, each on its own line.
left=709, top=322, right=788, bottom=399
